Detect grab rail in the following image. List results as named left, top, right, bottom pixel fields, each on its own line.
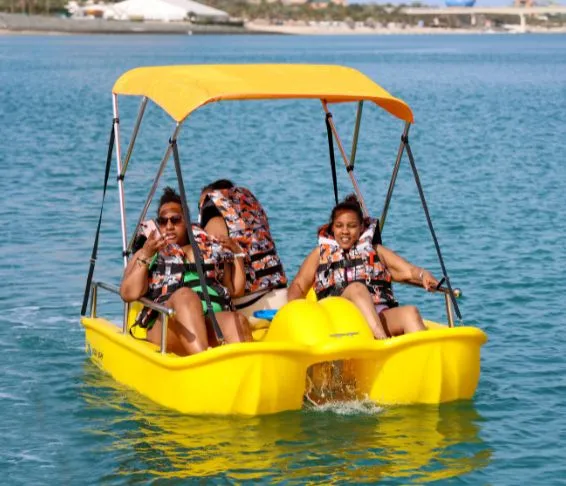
left=89, top=281, right=175, bottom=354
left=401, top=281, right=461, bottom=328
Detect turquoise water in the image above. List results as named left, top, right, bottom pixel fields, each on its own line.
left=1, top=34, right=565, bottom=484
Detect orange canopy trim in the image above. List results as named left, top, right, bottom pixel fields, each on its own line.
left=113, top=64, right=414, bottom=123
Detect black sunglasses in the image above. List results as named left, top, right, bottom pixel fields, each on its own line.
left=156, top=215, right=183, bottom=226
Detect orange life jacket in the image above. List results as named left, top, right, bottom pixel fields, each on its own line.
left=200, top=186, right=287, bottom=294
left=146, top=225, right=233, bottom=296
left=135, top=225, right=234, bottom=329
left=314, top=219, right=397, bottom=307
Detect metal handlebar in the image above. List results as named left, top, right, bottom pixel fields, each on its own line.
left=398, top=281, right=461, bottom=328
left=88, top=281, right=175, bottom=354
left=401, top=281, right=461, bottom=298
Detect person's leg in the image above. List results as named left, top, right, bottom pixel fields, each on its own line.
left=379, top=305, right=426, bottom=337
left=215, top=311, right=253, bottom=344
left=264, top=288, right=288, bottom=309
left=146, top=319, right=187, bottom=355
left=341, top=282, right=388, bottom=339
left=146, top=288, right=209, bottom=355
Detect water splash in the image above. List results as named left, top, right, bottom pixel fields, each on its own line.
left=305, top=398, right=383, bottom=416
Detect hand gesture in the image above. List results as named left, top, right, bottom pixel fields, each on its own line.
left=139, top=229, right=166, bottom=260
left=217, top=235, right=243, bottom=254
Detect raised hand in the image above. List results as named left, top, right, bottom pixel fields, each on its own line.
left=217, top=235, right=243, bottom=254
left=139, top=230, right=166, bottom=260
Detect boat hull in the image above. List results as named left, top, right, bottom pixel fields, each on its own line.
left=82, top=298, right=487, bottom=415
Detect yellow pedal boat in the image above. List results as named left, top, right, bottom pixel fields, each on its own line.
left=80, top=64, right=487, bottom=415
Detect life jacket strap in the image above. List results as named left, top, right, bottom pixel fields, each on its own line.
left=234, top=291, right=266, bottom=310
left=195, top=291, right=227, bottom=307
left=253, top=264, right=284, bottom=279
left=184, top=262, right=216, bottom=273
left=249, top=248, right=277, bottom=263
left=318, top=257, right=365, bottom=273
left=315, top=286, right=341, bottom=301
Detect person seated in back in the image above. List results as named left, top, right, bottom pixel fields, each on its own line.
left=120, top=187, right=251, bottom=356
left=287, top=194, right=439, bottom=339
left=199, top=179, right=288, bottom=317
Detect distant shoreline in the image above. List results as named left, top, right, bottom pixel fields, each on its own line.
left=245, top=21, right=566, bottom=36
left=2, top=13, right=566, bottom=36
left=0, top=13, right=261, bottom=35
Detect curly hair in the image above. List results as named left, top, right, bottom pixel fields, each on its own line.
left=158, top=186, right=182, bottom=212
left=329, top=194, right=364, bottom=228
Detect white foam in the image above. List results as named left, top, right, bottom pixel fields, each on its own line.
left=5, top=306, right=40, bottom=318
left=306, top=398, right=383, bottom=416
left=0, top=392, right=25, bottom=401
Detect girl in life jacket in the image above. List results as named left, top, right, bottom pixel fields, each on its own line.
left=287, top=195, right=440, bottom=339
left=120, top=187, right=252, bottom=356
left=199, top=179, right=288, bottom=316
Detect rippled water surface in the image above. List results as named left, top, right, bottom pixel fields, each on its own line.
left=1, top=34, right=565, bottom=484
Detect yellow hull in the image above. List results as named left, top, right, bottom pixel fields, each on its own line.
left=81, top=297, right=487, bottom=415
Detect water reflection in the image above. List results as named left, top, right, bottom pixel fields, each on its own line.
left=79, top=362, right=491, bottom=483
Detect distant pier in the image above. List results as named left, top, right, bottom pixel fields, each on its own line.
left=403, top=6, right=566, bottom=32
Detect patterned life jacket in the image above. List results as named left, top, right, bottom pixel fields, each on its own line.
left=314, top=219, right=397, bottom=308
left=135, top=225, right=233, bottom=329
left=199, top=186, right=287, bottom=294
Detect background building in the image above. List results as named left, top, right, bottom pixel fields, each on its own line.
left=67, top=0, right=229, bottom=22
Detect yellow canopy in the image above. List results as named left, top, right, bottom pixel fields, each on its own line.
left=113, top=64, right=414, bottom=123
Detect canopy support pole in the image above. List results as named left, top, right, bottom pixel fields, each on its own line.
left=349, top=101, right=363, bottom=169
left=380, top=122, right=410, bottom=232
left=170, top=135, right=225, bottom=344
left=321, top=101, right=368, bottom=217
left=112, top=94, right=128, bottom=269
left=402, top=132, right=462, bottom=321
left=120, top=96, right=148, bottom=179
left=112, top=94, right=130, bottom=334
left=126, top=124, right=181, bottom=256
left=324, top=112, right=339, bottom=206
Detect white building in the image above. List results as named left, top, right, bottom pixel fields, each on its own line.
left=67, top=0, right=229, bottom=22
left=109, top=0, right=229, bottom=21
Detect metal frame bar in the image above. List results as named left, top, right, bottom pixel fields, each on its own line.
left=403, top=280, right=460, bottom=298
left=120, top=97, right=148, bottom=178
left=403, top=135, right=462, bottom=321
left=112, top=94, right=128, bottom=269
left=321, top=101, right=369, bottom=217
left=395, top=279, right=459, bottom=328
left=125, top=124, right=182, bottom=255
left=90, top=283, right=97, bottom=319
left=349, top=101, right=363, bottom=168
left=445, top=294, right=455, bottom=328
left=89, top=281, right=175, bottom=354
left=112, top=95, right=130, bottom=334
left=380, top=122, right=410, bottom=232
